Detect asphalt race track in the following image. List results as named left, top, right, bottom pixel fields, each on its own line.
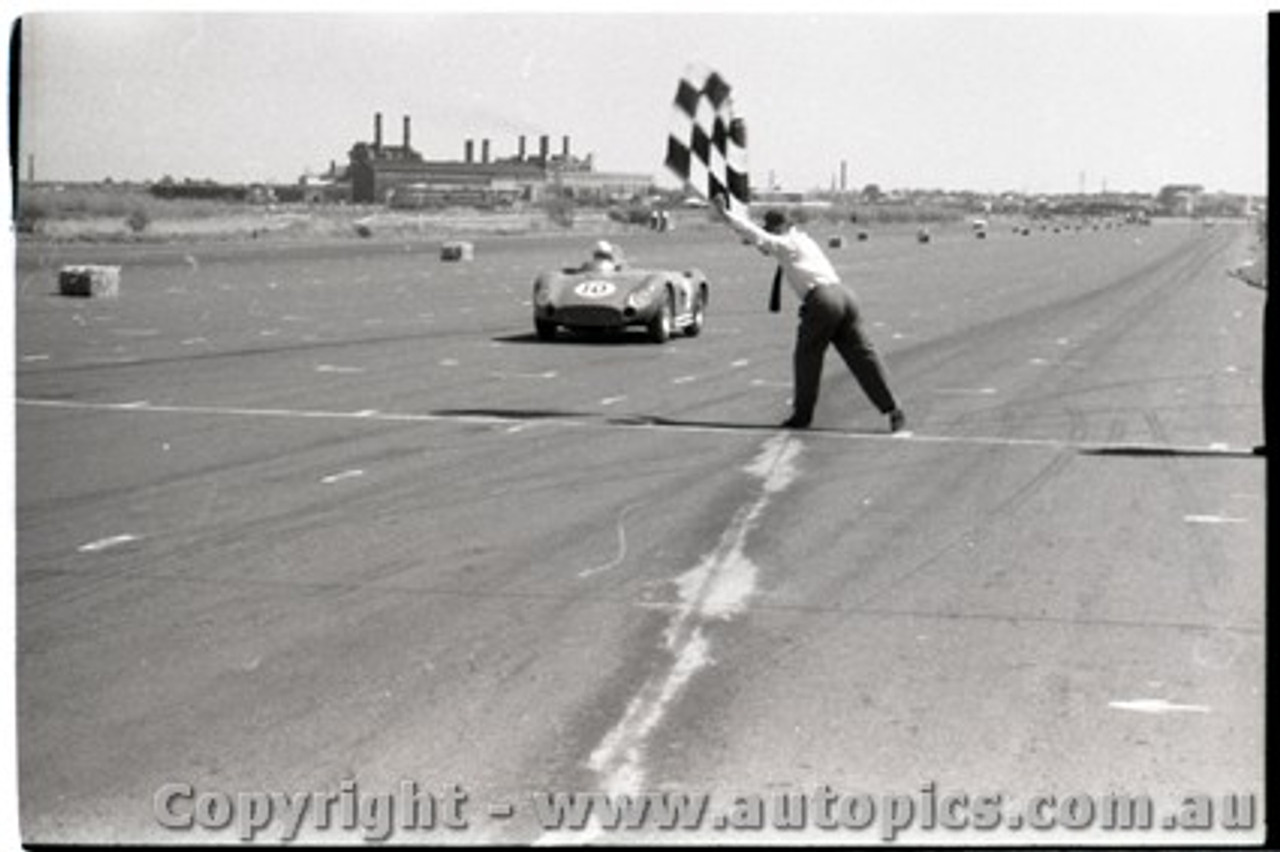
left=14, top=218, right=1265, bottom=844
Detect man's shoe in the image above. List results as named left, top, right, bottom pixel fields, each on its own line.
left=780, top=415, right=811, bottom=429
left=888, top=409, right=906, bottom=433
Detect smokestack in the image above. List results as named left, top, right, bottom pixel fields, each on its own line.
left=840, top=160, right=847, bottom=193
left=562, top=136, right=570, bottom=158
left=465, top=139, right=474, bottom=163
left=374, top=113, right=383, bottom=152
left=403, top=115, right=411, bottom=150
left=539, top=135, right=550, bottom=162
left=518, top=135, right=527, bottom=161
left=482, top=139, right=490, bottom=164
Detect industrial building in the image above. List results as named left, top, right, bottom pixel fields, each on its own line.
left=345, top=112, right=653, bottom=207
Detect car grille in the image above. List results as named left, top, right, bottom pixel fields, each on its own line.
left=556, top=305, right=626, bottom=327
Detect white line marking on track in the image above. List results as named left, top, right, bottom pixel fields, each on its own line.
left=16, top=399, right=1257, bottom=456
left=18, top=398, right=513, bottom=427
left=1108, top=698, right=1211, bottom=714
left=599, top=395, right=626, bottom=406
left=112, top=328, right=159, bottom=337
left=321, top=469, right=365, bottom=484
left=315, top=364, right=365, bottom=374
left=671, top=375, right=697, bottom=385
left=587, top=433, right=801, bottom=802
left=730, top=359, right=750, bottom=368
left=490, top=370, right=557, bottom=380
left=934, top=387, right=998, bottom=395
left=1183, top=514, right=1247, bottom=525
left=21, top=354, right=50, bottom=362
left=78, top=534, right=140, bottom=553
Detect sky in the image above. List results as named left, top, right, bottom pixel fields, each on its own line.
left=9, top=7, right=1273, bottom=196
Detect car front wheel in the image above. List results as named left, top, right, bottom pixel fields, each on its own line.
left=647, top=290, right=673, bottom=343
left=535, top=319, right=557, bottom=341
left=684, top=291, right=706, bottom=337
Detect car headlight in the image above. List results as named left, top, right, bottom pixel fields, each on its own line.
left=626, top=288, right=655, bottom=310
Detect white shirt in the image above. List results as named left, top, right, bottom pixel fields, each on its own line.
left=722, top=209, right=842, bottom=298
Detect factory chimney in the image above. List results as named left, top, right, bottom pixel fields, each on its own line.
left=465, top=139, right=474, bottom=164
left=539, top=135, right=550, bottom=163
left=562, top=136, right=570, bottom=159
left=482, top=139, right=491, bottom=164
left=374, top=112, right=383, bottom=153
left=403, top=115, right=411, bottom=150
left=518, top=135, right=527, bottom=161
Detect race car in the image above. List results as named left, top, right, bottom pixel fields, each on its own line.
left=531, top=258, right=709, bottom=343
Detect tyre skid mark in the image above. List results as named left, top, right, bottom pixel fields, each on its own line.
left=578, top=503, right=644, bottom=579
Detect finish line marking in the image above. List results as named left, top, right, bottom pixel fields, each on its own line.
left=15, top=397, right=1255, bottom=456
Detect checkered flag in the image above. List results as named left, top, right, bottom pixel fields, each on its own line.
left=664, top=64, right=749, bottom=216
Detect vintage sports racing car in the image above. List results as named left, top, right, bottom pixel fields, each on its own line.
left=532, top=258, right=709, bottom=343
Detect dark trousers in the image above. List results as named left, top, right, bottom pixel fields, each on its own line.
left=792, top=283, right=898, bottom=421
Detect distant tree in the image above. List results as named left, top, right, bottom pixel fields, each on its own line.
left=126, top=208, right=150, bottom=234
left=862, top=183, right=884, bottom=203
left=16, top=195, right=46, bottom=234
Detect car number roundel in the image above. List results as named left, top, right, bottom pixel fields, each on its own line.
left=573, top=280, right=617, bottom=299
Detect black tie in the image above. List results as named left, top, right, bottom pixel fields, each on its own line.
left=769, top=265, right=783, bottom=313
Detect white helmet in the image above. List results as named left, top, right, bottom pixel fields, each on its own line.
left=592, top=240, right=615, bottom=261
